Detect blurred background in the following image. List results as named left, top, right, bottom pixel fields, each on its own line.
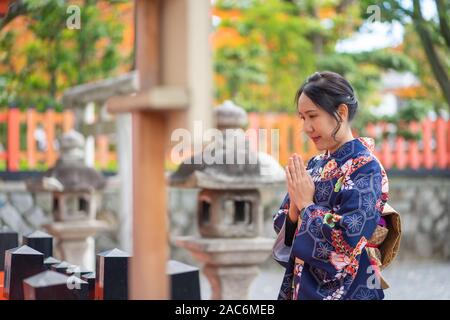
left=0, top=0, right=449, bottom=299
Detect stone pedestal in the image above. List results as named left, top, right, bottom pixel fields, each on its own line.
left=43, top=220, right=109, bottom=270
left=176, top=236, right=274, bottom=300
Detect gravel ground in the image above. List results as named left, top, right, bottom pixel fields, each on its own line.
left=199, top=259, right=450, bottom=300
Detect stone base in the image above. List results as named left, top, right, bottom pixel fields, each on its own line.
left=203, top=265, right=259, bottom=300
left=43, top=220, right=110, bottom=270
left=176, top=236, right=274, bottom=300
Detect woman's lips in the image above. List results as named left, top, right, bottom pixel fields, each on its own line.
left=311, top=136, right=321, bottom=143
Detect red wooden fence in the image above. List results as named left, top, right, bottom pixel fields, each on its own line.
left=0, top=108, right=116, bottom=172
left=1, top=110, right=449, bottom=172
left=247, top=112, right=450, bottom=170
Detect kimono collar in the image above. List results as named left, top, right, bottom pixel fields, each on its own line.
left=324, top=137, right=375, bottom=159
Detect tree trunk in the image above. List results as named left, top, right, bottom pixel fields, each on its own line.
left=413, top=0, right=450, bottom=109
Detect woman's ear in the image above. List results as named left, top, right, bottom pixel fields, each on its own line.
left=337, top=104, right=349, bottom=122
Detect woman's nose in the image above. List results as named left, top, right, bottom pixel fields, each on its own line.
left=302, top=121, right=314, bottom=134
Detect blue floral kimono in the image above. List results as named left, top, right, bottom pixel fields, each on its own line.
left=273, top=137, right=389, bottom=300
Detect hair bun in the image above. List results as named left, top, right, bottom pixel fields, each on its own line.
left=306, top=72, right=322, bottom=83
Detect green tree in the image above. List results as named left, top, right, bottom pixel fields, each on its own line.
left=214, top=0, right=316, bottom=112
left=214, top=0, right=415, bottom=117
left=0, top=0, right=131, bottom=110
left=359, top=0, right=450, bottom=110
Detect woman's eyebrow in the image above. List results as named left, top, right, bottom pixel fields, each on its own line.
left=298, top=110, right=317, bottom=115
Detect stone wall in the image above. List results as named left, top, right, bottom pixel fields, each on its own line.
left=0, top=177, right=121, bottom=255
left=387, top=174, right=450, bottom=260
left=1, top=172, right=450, bottom=264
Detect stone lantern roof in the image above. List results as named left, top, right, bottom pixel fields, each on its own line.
left=26, top=130, right=106, bottom=193
left=169, top=100, right=285, bottom=190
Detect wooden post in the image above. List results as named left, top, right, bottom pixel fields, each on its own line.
left=7, top=106, right=20, bottom=171
left=62, top=110, right=75, bottom=133
left=26, top=108, right=37, bottom=169
left=395, top=136, right=406, bottom=169
left=447, top=119, right=450, bottom=168
left=278, top=114, right=289, bottom=166
left=422, top=119, right=434, bottom=169
left=247, top=112, right=259, bottom=153
left=435, top=117, right=447, bottom=169
left=44, top=108, right=56, bottom=167
left=408, top=122, right=421, bottom=169
left=380, top=123, right=392, bottom=170
left=96, top=135, right=109, bottom=169
left=130, top=0, right=168, bottom=300
left=106, top=0, right=212, bottom=299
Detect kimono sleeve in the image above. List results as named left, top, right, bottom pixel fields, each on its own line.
left=294, top=158, right=385, bottom=282
left=273, top=193, right=290, bottom=235
left=271, top=193, right=293, bottom=268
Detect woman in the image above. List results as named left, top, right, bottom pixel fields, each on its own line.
left=273, top=71, right=389, bottom=300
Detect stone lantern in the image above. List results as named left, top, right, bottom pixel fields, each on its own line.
left=26, top=130, right=109, bottom=270
left=170, top=100, right=285, bottom=299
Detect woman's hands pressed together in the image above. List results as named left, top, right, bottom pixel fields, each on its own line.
left=285, top=153, right=315, bottom=223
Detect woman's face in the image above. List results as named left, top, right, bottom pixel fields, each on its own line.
left=297, top=92, right=347, bottom=152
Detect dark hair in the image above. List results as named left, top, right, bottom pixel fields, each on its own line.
left=294, top=71, right=358, bottom=141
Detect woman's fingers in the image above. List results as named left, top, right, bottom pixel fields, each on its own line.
left=293, top=154, right=303, bottom=178
left=297, top=153, right=307, bottom=172
left=288, top=156, right=298, bottom=181
left=285, top=166, right=292, bottom=185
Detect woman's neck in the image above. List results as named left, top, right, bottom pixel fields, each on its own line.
left=327, top=131, right=355, bottom=154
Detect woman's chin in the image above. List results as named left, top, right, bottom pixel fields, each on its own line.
left=313, top=141, right=326, bottom=151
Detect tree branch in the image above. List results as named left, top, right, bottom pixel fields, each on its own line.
left=336, top=0, right=355, bottom=13
left=435, top=0, right=450, bottom=49
left=413, top=0, right=450, bottom=109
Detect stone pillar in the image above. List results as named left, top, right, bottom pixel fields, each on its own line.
left=43, top=220, right=108, bottom=270
left=176, top=237, right=274, bottom=300
left=116, top=113, right=133, bottom=253
left=203, top=265, right=259, bottom=300
left=56, top=237, right=95, bottom=270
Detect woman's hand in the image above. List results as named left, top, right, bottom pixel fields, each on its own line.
left=285, top=153, right=315, bottom=213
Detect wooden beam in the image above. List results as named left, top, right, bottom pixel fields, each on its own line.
left=80, top=121, right=117, bottom=136
left=62, top=71, right=140, bottom=108
left=106, top=86, right=189, bottom=114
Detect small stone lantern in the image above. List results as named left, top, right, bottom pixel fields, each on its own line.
left=47, top=130, right=104, bottom=221
left=170, top=100, right=285, bottom=299
left=27, top=130, right=109, bottom=270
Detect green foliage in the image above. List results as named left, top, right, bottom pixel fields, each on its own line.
left=213, top=0, right=417, bottom=116
left=358, top=0, right=450, bottom=111
left=0, top=0, right=131, bottom=109
left=214, top=0, right=316, bottom=112
left=368, top=99, right=432, bottom=142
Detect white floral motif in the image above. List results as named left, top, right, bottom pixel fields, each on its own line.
left=361, top=193, right=376, bottom=213
left=316, top=182, right=332, bottom=202
left=355, top=175, right=371, bottom=190
left=315, top=241, right=332, bottom=259
left=345, top=213, right=364, bottom=233
left=354, top=287, right=376, bottom=300
left=324, top=286, right=345, bottom=300
left=341, top=175, right=354, bottom=190
left=310, top=167, right=323, bottom=182
left=341, top=159, right=353, bottom=175
left=309, top=219, right=322, bottom=237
